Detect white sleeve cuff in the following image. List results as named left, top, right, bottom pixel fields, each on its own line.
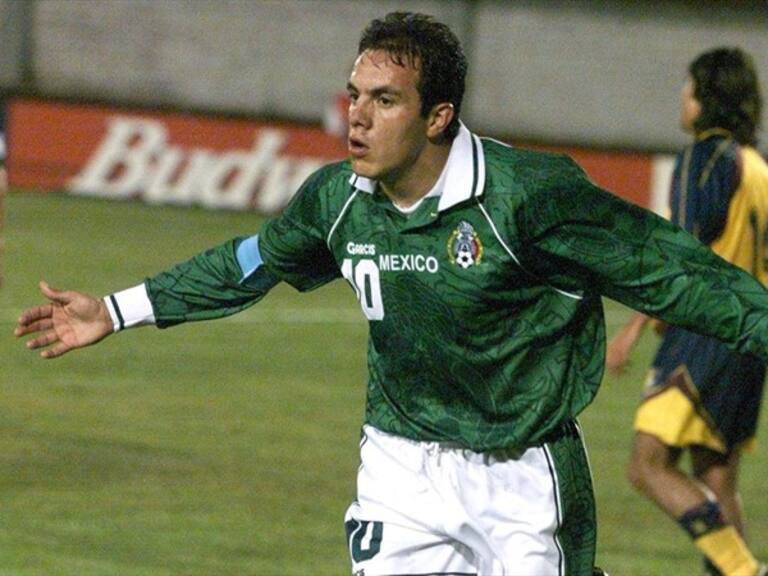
left=103, top=283, right=156, bottom=332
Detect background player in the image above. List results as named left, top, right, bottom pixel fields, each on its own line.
left=607, top=47, right=768, bottom=576
left=15, top=15, right=768, bottom=576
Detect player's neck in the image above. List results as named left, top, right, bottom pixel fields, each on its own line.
left=380, top=143, right=451, bottom=210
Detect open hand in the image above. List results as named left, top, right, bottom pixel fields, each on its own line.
left=14, top=281, right=114, bottom=359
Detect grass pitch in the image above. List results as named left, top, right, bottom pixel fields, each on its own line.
left=1, top=192, right=765, bottom=575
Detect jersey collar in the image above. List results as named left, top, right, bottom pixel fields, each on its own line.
left=349, top=122, right=486, bottom=212
left=696, top=127, right=734, bottom=142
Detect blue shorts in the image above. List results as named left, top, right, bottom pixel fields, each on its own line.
left=643, top=325, right=766, bottom=451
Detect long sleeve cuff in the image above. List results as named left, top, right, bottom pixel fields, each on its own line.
left=103, top=283, right=156, bottom=333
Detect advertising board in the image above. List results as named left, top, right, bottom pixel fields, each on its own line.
left=8, top=97, right=670, bottom=214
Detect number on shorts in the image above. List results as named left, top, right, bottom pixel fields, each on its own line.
left=345, top=519, right=383, bottom=561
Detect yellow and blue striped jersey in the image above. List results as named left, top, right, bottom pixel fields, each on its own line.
left=671, top=128, right=768, bottom=285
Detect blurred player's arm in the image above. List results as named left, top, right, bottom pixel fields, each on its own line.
left=606, top=313, right=668, bottom=374
left=605, top=312, right=649, bottom=374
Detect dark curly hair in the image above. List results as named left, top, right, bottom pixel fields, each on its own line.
left=690, top=47, right=762, bottom=146
left=358, top=12, right=468, bottom=141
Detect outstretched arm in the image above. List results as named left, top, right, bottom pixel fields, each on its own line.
left=15, top=166, right=345, bottom=358
left=518, top=156, right=768, bottom=362
left=14, top=281, right=114, bottom=359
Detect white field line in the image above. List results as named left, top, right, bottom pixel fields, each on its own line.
left=1, top=307, right=366, bottom=326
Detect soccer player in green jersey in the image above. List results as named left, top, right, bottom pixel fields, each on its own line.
left=607, top=48, right=768, bottom=576
left=14, top=13, right=768, bottom=576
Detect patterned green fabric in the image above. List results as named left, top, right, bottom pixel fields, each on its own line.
left=545, top=422, right=597, bottom=575
left=145, top=137, right=768, bottom=451
left=146, top=239, right=279, bottom=327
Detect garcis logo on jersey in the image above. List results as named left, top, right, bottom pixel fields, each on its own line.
left=447, top=220, right=484, bottom=268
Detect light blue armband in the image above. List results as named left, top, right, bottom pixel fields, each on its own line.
left=236, top=235, right=264, bottom=282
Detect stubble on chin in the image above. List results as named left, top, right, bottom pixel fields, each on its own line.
left=350, top=158, right=376, bottom=179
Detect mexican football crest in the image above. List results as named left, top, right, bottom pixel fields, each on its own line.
left=447, top=220, right=483, bottom=268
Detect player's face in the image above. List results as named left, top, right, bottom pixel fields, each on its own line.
left=680, top=76, right=702, bottom=133
left=346, top=49, right=429, bottom=187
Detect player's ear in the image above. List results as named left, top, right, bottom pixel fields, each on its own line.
left=426, top=102, right=455, bottom=140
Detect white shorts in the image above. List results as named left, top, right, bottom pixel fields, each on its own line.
left=344, top=423, right=596, bottom=576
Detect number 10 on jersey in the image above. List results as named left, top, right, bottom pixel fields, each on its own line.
left=342, top=258, right=385, bottom=320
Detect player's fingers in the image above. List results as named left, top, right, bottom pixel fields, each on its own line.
left=14, top=318, right=54, bottom=337
left=40, top=342, right=72, bottom=359
left=15, top=304, right=54, bottom=332
left=39, top=281, right=73, bottom=305
left=24, top=330, right=59, bottom=351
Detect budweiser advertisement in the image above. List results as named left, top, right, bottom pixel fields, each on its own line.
left=8, top=97, right=672, bottom=214
left=9, top=98, right=347, bottom=214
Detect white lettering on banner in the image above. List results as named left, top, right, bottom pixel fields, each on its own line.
left=68, top=118, right=323, bottom=213
left=71, top=118, right=166, bottom=200
left=378, top=254, right=439, bottom=273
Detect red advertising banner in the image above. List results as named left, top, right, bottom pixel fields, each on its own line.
left=8, top=97, right=660, bottom=213
left=9, top=98, right=348, bottom=213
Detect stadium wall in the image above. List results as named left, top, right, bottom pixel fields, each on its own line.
left=7, top=97, right=673, bottom=215
left=0, top=0, right=27, bottom=88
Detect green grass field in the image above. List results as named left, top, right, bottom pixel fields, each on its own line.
left=1, top=192, right=765, bottom=575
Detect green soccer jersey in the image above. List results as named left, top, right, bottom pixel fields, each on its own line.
left=141, top=126, right=768, bottom=451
